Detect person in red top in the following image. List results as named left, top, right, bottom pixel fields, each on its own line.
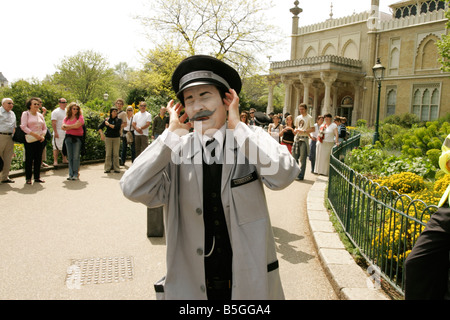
left=62, top=102, right=84, bottom=180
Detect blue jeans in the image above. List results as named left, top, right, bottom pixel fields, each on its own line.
left=121, top=133, right=136, bottom=164
left=65, top=136, right=82, bottom=178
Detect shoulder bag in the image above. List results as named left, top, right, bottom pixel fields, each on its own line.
left=126, top=116, right=134, bottom=144
left=12, top=112, right=28, bottom=144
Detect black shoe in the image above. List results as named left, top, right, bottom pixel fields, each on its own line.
left=104, top=170, right=111, bottom=173
left=1, top=179, right=15, bottom=183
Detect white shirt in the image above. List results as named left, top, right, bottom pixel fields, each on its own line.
left=0, top=106, right=16, bottom=133
left=51, top=107, right=67, bottom=133
left=322, top=122, right=338, bottom=143
left=133, top=111, right=152, bottom=136
left=294, top=113, right=314, bottom=142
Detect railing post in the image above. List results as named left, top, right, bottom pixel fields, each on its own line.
left=345, top=169, right=354, bottom=230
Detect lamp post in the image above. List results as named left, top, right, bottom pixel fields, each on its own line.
left=103, top=92, right=109, bottom=102
left=372, top=58, right=385, bottom=144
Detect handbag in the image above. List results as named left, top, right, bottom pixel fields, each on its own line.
left=126, top=131, right=133, bottom=144
left=25, top=134, right=41, bottom=143
left=125, top=116, right=133, bottom=144
left=12, top=126, right=26, bottom=143
left=45, top=129, right=52, bottom=141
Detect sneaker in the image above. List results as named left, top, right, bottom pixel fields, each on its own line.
left=104, top=170, right=111, bottom=173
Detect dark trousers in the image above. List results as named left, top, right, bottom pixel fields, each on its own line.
left=121, top=133, right=136, bottom=164
left=24, top=140, right=46, bottom=180
left=404, top=205, right=450, bottom=300
left=309, top=140, right=317, bottom=173
left=293, top=140, right=308, bottom=179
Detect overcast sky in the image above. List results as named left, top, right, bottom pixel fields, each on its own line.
left=1, top=0, right=393, bottom=82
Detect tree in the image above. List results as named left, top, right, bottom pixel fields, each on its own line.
left=113, top=62, right=134, bottom=100
left=52, top=50, right=115, bottom=103
left=437, top=0, right=450, bottom=72
left=137, top=0, right=278, bottom=76
left=0, top=79, right=75, bottom=119
left=129, top=43, right=186, bottom=104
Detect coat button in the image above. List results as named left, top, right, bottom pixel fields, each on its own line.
left=197, top=248, right=203, bottom=256
left=196, top=208, right=203, bottom=215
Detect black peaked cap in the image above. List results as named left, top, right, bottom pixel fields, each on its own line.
left=172, top=55, right=242, bottom=100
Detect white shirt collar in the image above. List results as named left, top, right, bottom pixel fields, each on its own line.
left=196, top=123, right=227, bottom=152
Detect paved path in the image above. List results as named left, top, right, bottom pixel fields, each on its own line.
left=0, top=162, right=338, bottom=300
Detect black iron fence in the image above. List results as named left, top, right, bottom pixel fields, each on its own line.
left=327, top=134, right=438, bottom=295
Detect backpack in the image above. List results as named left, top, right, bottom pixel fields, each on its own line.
left=338, top=124, right=348, bottom=139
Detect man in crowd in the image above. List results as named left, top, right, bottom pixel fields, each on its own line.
left=0, top=98, right=16, bottom=183
left=293, top=103, right=315, bottom=181
left=151, top=106, right=169, bottom=141
left=132, top=101, right=152, bottom=157
left=51, top=98, right=68, bottom=166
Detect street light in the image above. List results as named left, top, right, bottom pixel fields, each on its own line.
left=372, top=58, right=385, bottom=144
left=103, top=92, right=109, bottom=102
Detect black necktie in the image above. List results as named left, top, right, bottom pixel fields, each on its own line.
left=206, top=139, right=216, bottom=157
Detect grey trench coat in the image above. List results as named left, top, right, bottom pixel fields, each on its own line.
left=120, top=123, right=300, bottom=299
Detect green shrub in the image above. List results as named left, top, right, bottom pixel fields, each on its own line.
left=382, top=113, right=420, bottom=128
left=356, top=119, right=367, bottom=127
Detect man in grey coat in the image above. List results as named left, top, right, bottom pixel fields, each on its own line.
left=120, top=55, right=300, bottom=300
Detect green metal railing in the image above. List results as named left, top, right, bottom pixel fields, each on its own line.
left=327, top=134, right=438, bottom=295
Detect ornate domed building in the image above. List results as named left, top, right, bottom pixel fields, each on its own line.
left=269, top=0, right=450, bottom=126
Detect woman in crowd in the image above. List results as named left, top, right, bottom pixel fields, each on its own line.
left=268, top=114, right=283, bottom=143
left=20, top=97, right=48, bottom=184
left=98, top=107, right=122, bottom=173
left=121, top=105, right=136, bottom=165
left=240, top=111, right=249, bottom=125
left=280, top=115, right=295, bottom=154
left=309, top=115, right=324, bottom=173
left=314, top=113, right=339, bottom=176
left=62, top=102, right=85, bottom=180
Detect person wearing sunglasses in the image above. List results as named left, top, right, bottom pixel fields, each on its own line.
left=0, top=98, right=16, bottom=183
left=20, top=97, right=48, bottom=184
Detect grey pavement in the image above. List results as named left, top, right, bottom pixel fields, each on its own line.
left=0, top=161, right=388, bottom=300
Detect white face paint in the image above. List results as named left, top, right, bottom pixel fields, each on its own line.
left=183, top=84, right=227, bottom=136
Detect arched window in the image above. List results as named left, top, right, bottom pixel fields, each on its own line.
left=386, top=88, right=397, bottom=116
left=412, top=84, right=441, bottom=121
left=421, top=2, right=428, bottom=13
left=402, top=7, right=410, bottom=17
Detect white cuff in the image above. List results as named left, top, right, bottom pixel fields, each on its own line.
left=161, top=129, right=182, bottom=152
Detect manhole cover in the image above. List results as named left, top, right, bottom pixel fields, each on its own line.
left=66, top=256, right=134, bottom=289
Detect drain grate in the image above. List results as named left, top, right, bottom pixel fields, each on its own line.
left=66, top=256, right=134, bottom=289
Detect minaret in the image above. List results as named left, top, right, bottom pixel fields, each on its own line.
left=290, top=1, right=302, bottom=60
left=328, top=2, right=334, bottom=20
